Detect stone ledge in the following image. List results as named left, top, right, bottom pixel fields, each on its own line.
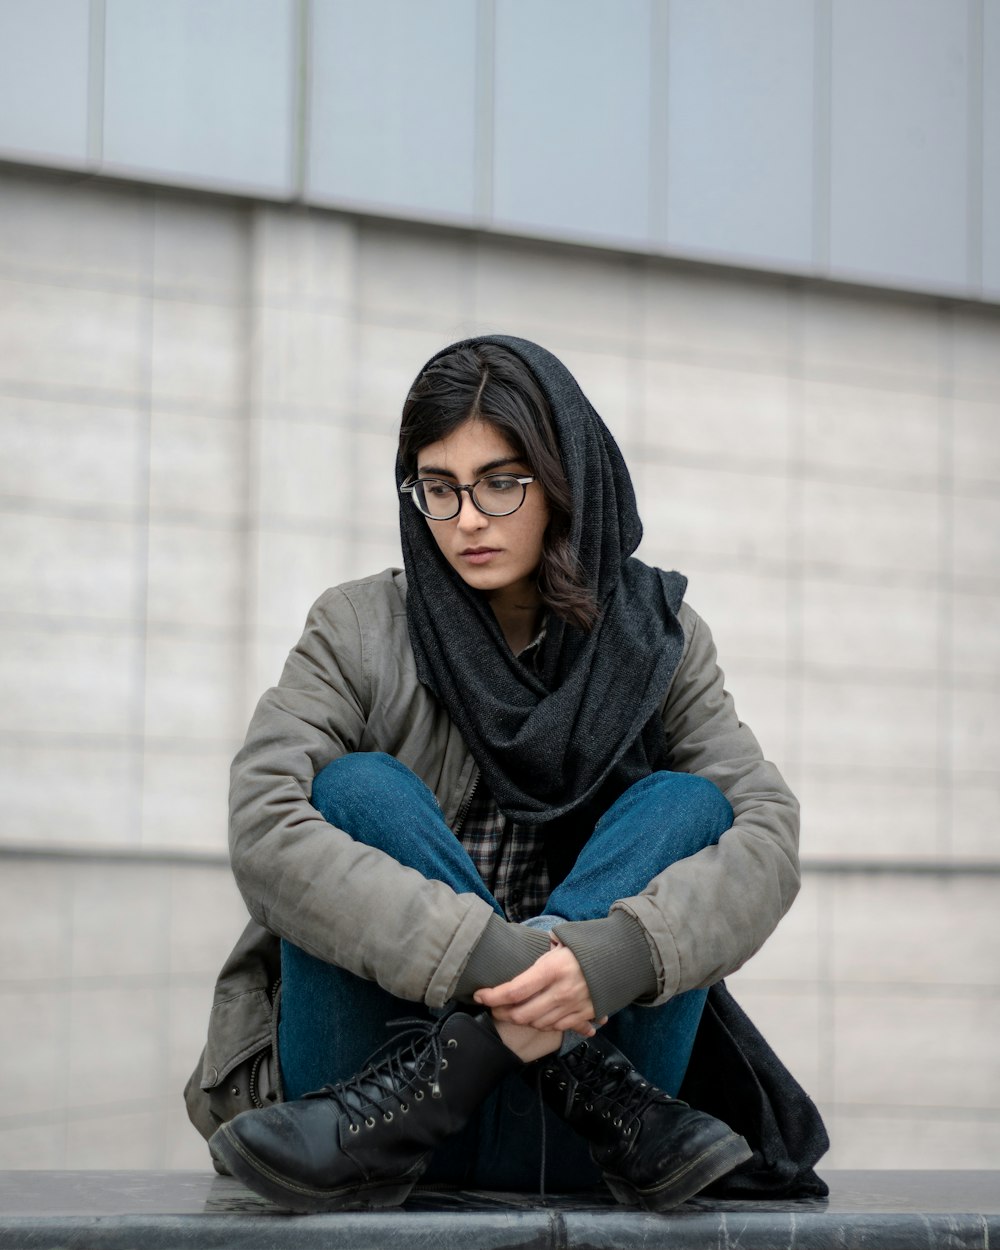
left=0, top=1170, right=997, bottom=1250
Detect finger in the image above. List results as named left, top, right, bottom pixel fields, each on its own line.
left=511, top=1004, right=595, bottom=1034
left=474, top=962, right=563, bottom=1007
left=494, top=997, right=561, bottom=1027
left=501, top=991, right=593, bottom=1031
left=488, top=999, right=598, bottom=1035
left=549, top=1014, right=598, bottom=1036
left=511, top=989, right=596, bottom=1028
left=482, top=1003, right=518, bottom=1023
left=474, top=976, right=540, bottom=1007
left=475, top=982, right=543, bottom=1009
left=526, top=1003, right=594, bottom=1032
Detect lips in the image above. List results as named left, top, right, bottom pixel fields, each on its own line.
left=459, top=547, right=501, bottom=565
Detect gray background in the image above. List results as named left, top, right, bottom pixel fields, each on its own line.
left=0, top=0, right=998, bottom=296
left=0, top=0, right=998, bottom=1172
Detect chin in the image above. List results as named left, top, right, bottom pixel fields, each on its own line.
left=454, top=568, right=506, bottom=592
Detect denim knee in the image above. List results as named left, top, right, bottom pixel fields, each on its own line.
left=613, top=772, right=732, bottom=868
left=642, top=771, right=733, bottom=842
left=308, top=752, right=495, bottom=906
left=310, top=752, right=428, bottom=830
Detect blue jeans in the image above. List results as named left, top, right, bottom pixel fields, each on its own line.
left=277, top=752, right=732, bottom=1191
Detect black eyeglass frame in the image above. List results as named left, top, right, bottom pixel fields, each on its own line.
left=399, top=473, right=536, bottom=520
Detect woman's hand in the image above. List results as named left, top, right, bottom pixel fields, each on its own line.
left=473, top=937, right=606, bottom=1036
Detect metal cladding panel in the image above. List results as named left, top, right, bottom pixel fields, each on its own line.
left=307, top=0, right=478, bottom=217
left=983, top=0, right=1000, bottom=299
left=664, top=0, right=815, bottom=270
left=492, top=0, right=652, bottom=244
left=829, top=0, right=971, bottom=293
left=0, top=0, right=90, bottom=164
left=102, top=0, right=295, bottom=194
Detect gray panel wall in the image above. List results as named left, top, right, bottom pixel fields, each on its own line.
left=984, top=0, right=1000, bottom=299
left=307, top=0, right=478, bottom=218
left=664, top=0, right=816, bottom=270
left=829, top=0, right=972, bottom=293
left=0, top=0, right=996, bottom=303
left=2, top=168, right=998, bottom=1169
left=0, top=0, right=90, bottom=164
left=102, top=0, right=295, bottom=194
left=492, top=0, right=651, bottom=245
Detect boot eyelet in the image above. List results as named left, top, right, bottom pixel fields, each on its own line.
left=383, top=1112, right=393, bottom=1122
left=602, top=1112, right=610, bottom=1119
left=431, top=1089, right=442, bottom=1099
left=584, top=1103, right=593, bottom=1111
left=446, top=1038, right=458, bottom=1049
left=365, top=1116, right=376, bottom=1128
left=614, top=1118, right=622, bottom=1127
left=415, top=1090, right=424, bottom=1100
left=400, top=1103, right=409, bottom=1113
left=440, top=1059, right=448, bottom=1070
left=544, top=1068, right=555, bottom=1077
left=349, top=1123, right=359, bottom=1134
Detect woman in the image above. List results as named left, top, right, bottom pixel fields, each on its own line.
left=196, top=335, right=822, bottom=1211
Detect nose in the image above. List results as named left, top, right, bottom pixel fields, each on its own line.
left=455, top=490, right=488, bottom=533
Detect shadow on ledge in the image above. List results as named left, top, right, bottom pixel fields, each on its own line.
left=0, top=1169, right=998, bottom=1249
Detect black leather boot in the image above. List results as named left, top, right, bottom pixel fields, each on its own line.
left=535, top=1032, right=752, bottom=1210
left=209, top=1011, right=521, bottom=1212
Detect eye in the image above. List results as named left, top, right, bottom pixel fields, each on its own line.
left=422, top=480, right=453, bottom=498
left=484, top=475, right=519, bottom=492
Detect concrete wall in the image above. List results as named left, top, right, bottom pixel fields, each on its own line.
left=1, top=0, right=998, bottom=302
left=0, top=167, right=998, bottom=1169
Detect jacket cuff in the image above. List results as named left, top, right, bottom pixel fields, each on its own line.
left=453, top=915, right=550, bottom=1000
left=553, top=912, right=657, bottom=1020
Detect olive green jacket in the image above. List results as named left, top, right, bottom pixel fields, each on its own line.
left=185, top=568, right=799, bottom=1140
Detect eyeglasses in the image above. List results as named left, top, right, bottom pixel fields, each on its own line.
left=400, top=473, right=536, bottom=520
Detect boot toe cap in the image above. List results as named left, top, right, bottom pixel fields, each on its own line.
left=219, top=1100, right=348, bottom=1188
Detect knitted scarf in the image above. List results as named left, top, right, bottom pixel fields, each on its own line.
left=398, top=335, right=687, bottom=830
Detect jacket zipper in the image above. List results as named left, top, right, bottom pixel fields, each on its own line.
left=453, top=767, right=481, bottom=836
left=249, top=978, right=282, bottom=1109
left=249, top=1052, right=265, bottom=1108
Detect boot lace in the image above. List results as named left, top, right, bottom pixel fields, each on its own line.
left=563, top=1042, right=668, bottom=1134
left=303, top=1016, right=457, bottom=1133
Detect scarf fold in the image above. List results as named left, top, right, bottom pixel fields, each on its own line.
left=398, top=334, right=687, bottom=828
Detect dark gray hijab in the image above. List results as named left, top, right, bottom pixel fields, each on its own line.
left=398, top=334, right=686, bottom=833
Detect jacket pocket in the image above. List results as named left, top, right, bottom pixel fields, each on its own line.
left=184, top=983, right=284, bottom=1143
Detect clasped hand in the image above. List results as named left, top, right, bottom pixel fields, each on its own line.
left=473, top=936, right=606, bottom=1037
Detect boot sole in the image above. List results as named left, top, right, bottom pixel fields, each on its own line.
left=209, top=1123, right=421, bottom=1213
left=602, top=1131, right=753, bottom=1212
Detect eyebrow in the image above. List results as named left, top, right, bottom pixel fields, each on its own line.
left=416, top=456, right=527, bottom=479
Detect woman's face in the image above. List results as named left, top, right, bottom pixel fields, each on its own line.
left=415, top=417, right=550, bottom=608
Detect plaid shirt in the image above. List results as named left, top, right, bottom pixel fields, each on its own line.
left=456, top=780, right=550, bottom=921
left=453, top=628, right=551, bottom=922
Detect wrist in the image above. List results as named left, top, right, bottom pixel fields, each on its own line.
left=552, top=912, right=657, bottom=1019
left=454, top=915, right=550, bottom=1000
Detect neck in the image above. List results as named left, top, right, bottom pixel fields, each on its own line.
left=489, top=591, right=543, bottom=654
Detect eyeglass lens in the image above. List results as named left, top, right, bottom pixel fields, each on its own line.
left=413, top=475, right=526, bottom=518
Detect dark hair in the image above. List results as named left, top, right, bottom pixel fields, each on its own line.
left=399, top=344, right=599, bottom=632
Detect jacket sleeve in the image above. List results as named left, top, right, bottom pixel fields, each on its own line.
left=611, top=604, right=801, bottom=1003
left=227, top=586, right=493, bottom=1009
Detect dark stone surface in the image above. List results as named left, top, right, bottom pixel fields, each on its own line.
left=0, top=1170, right=997, bottom=1250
